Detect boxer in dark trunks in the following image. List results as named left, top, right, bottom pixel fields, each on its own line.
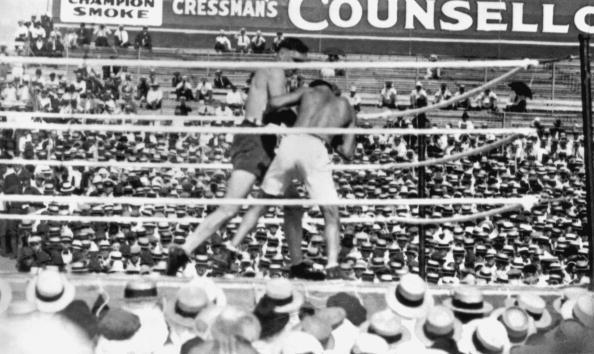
left=167, top=38, right=314, bottom=277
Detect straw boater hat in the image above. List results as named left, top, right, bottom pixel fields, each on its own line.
left=415, top=305, right=462, bottom=346
left=490, top=306, right=536, bottom=345
left=504, top=294, right=554, bottom=331
left=560, top=293, right=594, bottom=328
left=553, top=287, right=589, bottom=318
left=164, top=284, right=212, bottom=329
left=259, top=278, right=304, bottom=313
left=351, top=333, right=389, bottom=354
left=359, top=309, right=411, bottom=347
left=459, top=318, right=509, bottom=354
left=26, top=268, right=75, bottom=313
left=443, top=287, right=493, bottom=316
left=385, top=274, right=433, bottom=319
left=280, top=331, right=324, bottom=354
left=0, top=278, right=13, bottom=315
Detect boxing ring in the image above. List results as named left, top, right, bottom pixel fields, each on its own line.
left=0, top=55, right=589, bottom=302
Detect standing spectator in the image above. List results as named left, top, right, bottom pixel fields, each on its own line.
left=424, top=54, right=441, bottom=80
left=134, top=27, right=152, bottom=51
left=379, top=81, right=397, bottom=109
left=474, top=88, right=498, bottom=111
left=65, top=29, right=78, bottom=49
left=225, top=85, right=243, bottom=110
left=1, top=78, right=19, bottom=107
left=196, top=78, right=213, bottom=101
left=145, top=83, right=163, bottom=110
left=251, top=30, right=266, bottom=54
left=213, top=70, right=232, bottom=89
left=136, top=77, right=149, bottom=102
left=214, top=30, right=232, bottom=53
left=347, top=85, right=361, bottom=112
left=174, top=96, right=192, bottom=116
left=76, top=23, right=91, bottom=47
left=235, top=28, right=250, bottom=53
left=453, top=85, right=470, bottom=110
left=175, top=75, right=194, bottom=101
left=410, top=81, right=428, bottom=108
left=272, top=32, right=284, bottom=52
left=46, top=72, right=60, bottom=91
left=94, top=25, right=110, bottom=47
left=44, top=32, right=64, bottom=57
left=114, top=26, right=130, bottom=48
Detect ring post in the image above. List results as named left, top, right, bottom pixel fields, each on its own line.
left=578, top=34, right=594, bottom=291
left=417, top=117, right=427, bottom=280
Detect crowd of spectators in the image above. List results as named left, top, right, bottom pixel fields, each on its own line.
left=0, top=92, right=589, bottom=288
left=375, top=81, right=527, bottom=113
left=13, top=14, right=154, bottom=57
left=0, top=270, right=593, bottom=354
left=215, top=28, right=284, bottom=54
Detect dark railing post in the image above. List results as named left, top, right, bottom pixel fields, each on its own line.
left=417, top=118, right=427, bottom=280
left=578, top=34, right=594, bottom=291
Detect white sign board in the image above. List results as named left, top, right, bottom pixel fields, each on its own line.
left=60, top=0, right=163, bottom=27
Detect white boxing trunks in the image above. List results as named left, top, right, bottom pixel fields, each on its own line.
left=261, top=134, right=338, bottom=201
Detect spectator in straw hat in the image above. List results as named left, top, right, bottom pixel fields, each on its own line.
left=279, top=331, right=323, bottom=354
left=458, top=318, right=509, bottom=354
left=351, top=333, right=389, bottom=354
left=504, top=294, right=558, bottom=335
left=25, top=268, right=75, bottom=313
left=347, top=85, right=361, bottom=112
left=490, top=306, right=536, bottom=349
left=415, top=305, right=462, bottom=350
left=442, top=287, right=494, bottom=325
left=385, top=273, right=433, bottom=320
left=359, top=309, right=412, bottom=349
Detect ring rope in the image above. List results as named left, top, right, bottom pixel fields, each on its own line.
left=0, top=121, right=534, bottom=136
left=0, top=194, right=540, bottom=209
left=4, top=111, right=232, bottom=122
left=0, top=56, right=538, bottom=70
left=0, top=203, right=523, bottom=226
left=0, top=134, right=522, bottom=171
left=360, top=66, right=523, bottom=120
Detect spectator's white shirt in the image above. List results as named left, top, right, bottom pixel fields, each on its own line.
left=37, top=95, right=51, bottom=110
left=225, top=90, right=243, bottom=105
left=236, top=33, right=250, bottom=47
left=46, top=77, right=59, bottom=90
left=73, top=80, right=86, bottom=93
left=196, top=81, right=212, bottom=94
left=94, top=27, right=110, bottom=37
left=320, top=67, right=335, bottom=78
left=434, top=88, right=452, bottom=103
left=393, top=140, right=407, bottom=158
left=458, top=119, right=474, bottom=130
left=12, top=65, right=24, bottom=78
left=146, top=88, right=163, bottom=103
left=15, top=24, right=28, bottom=40
left=347, top=93, right=361, bottom=107
left=114, top=28, right=129, bottom=44
left=252, top=35, right=265, bottom=46
left=381, top=87, right=397, bottom=100
left=176, top=81, right=192, bottom=90
left=18, top=85, right=30, bottom=102
left=30, top=26, right=46, bottom=39
left=410, top=88, right=428, bottom=105
left=1, top=85, right=18, bottom=103
left=215, top=35, right=231, bottom=48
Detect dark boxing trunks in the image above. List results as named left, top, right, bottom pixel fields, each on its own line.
left=230, top=110, right=298, bottom=181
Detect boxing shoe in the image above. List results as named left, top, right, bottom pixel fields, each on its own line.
left=289, top=262, right=326, bottom=281
left=166, top=247, right=189, bottom=276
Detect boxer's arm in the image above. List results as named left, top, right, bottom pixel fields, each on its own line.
left=336, top=104, right=357, bottom=160
left=267, top=87, right=307, bottom=111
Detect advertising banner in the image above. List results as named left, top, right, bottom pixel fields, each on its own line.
left=55, top=0, right=594, bottom=57
left=60, top=0, right=163, bottom=27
